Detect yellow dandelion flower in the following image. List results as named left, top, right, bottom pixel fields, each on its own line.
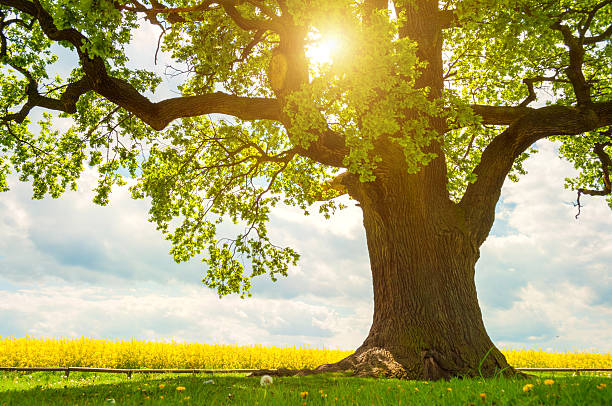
left=184, top=396, right=191, bottom=400
left=300, top=391, right=308, bottom=399
left=159, top=384, right=165, bottom=389
left=176, top=386, right=186, bottom=391
left=447, top=387, right=452, bottom=391
left=480, top=393, right=486, bottom=399
left=544, top=379, right=554, bottom=386
left=597, top=383, right=606, bottom=390
left=523, top=384, right=534, bottom=392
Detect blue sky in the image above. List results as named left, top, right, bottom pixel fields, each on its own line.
left=0, top=24, right=611, bottom=354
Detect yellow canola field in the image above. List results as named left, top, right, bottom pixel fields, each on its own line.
left=0, top=337, right=610, bottom=370
left=0, top=337, right=351, bottom=369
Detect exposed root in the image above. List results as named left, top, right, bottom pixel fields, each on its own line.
left=249, top=348, right=409, bottom=379
left=248, top=346, right=524, bottom=380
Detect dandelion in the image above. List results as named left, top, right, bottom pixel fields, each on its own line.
left=104, top=399, right=116, bottom=404
left=523, top=384, right=534, bottom=392
left=544, top=379, right=554, bottom=386
left=260, top=375, right=273, bottom=386
left=300, top=391, right=308, bottom=399
left=184, top=396, right=191, bottom=400
left=447, top=387, right=452, bottom=391
left=597, top=383, right=606, bottom=390
left=176, top=386, right=186, bottom=391
left=480, top=393, right=486, bottom=399
left=159, top=384, right=165, bottom=389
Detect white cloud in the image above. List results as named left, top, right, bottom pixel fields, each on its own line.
left=485, top=282, right=612, bottom=352
left=0, top=281, right=370, bottom=350
left=477, top=141, right=612, bottom=352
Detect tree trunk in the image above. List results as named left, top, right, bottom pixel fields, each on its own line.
left=314, top=168, right=514, bottom=380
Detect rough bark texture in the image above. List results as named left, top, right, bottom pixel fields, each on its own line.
left=315, top=159, right=512, bottom=379
left=254, top=154, right=515, bottom=380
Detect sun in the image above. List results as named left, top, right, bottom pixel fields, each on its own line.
left=306, top=35, right=341, bottom=66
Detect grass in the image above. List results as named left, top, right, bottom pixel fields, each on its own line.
left=0, top=371, right=610, bottom=405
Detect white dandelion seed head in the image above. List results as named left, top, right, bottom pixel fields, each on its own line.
left=260, top=375, right=273, bottom=386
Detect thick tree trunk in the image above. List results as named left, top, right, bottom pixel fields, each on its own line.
left=313, top=169, right=514, bottom=380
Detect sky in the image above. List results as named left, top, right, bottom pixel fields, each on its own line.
left=0, top=23, right=611, bottom=354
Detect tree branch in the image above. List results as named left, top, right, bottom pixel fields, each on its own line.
left=120, top=0, right=282, bottom=32
left=578, top=141, right=612, bottom=196
left=584, top=23, right=612, bottom=44
left=469, top=105, right=534, bottom=126
left=575, top=141, right=612, bottom=218
left=0, top=0, right=284, bottom=130
left=551, top=21, right=591, bottom=105
left=459, top=101, right=612, bottom=245
left=438, top=9, right=458, bottom=29
left=1, top=77, right=91, bottom=123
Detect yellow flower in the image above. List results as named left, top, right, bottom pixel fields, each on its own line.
left=159, top=384, right=165, bottom=389
left=176, top=386, right=186, bottom=391
left=523, top=384, right=534, bottom=392
left=597, top=383, right=607, bottom=390
left=300, top=391, right=308, bottom=399
left=447, top=387, right=452, bottom=391
left=184, top=396, right=191, bottom=400
left=544, top=379, right=554, bottom=386
left=480, top=393, right=486, bottom=399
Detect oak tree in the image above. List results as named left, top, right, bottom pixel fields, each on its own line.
left=1, top=0, right=611, bottom=379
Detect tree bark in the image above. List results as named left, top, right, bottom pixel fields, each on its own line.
left=313, top=166, right=513, bottom=380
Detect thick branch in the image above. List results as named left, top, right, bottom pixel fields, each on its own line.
left=151, top=93, right=282, bottom=130
left=2, top=77, right=91, bottom=123
left=291, top=128, right=348, bottom=168
left=469, top=105, right=534, bottom=126
left=459, top=101, right=612, bottom=245
left=121, top=0, right=281, bottom=32
left=438, top=9, right=458, bottom=29
left=551, top=21, right=591, bottom=105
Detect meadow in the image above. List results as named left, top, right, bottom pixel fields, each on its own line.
left=0, top=337, right=610, bottom=405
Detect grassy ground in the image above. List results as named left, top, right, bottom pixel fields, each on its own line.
left=0, top=371, right=610, bottom=405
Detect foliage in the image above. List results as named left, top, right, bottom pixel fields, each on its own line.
left=1, top=0, right=611, bottom=296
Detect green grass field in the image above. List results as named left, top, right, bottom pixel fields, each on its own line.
left=0, top=371, right=610, bottom=405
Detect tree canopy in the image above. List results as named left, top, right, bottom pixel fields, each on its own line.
left=1, top=0, right=611, bottom=299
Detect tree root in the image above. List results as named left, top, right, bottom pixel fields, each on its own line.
left=249, top=348, right=410, bottom=379
left=248, top=346, right=526, bottom=380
